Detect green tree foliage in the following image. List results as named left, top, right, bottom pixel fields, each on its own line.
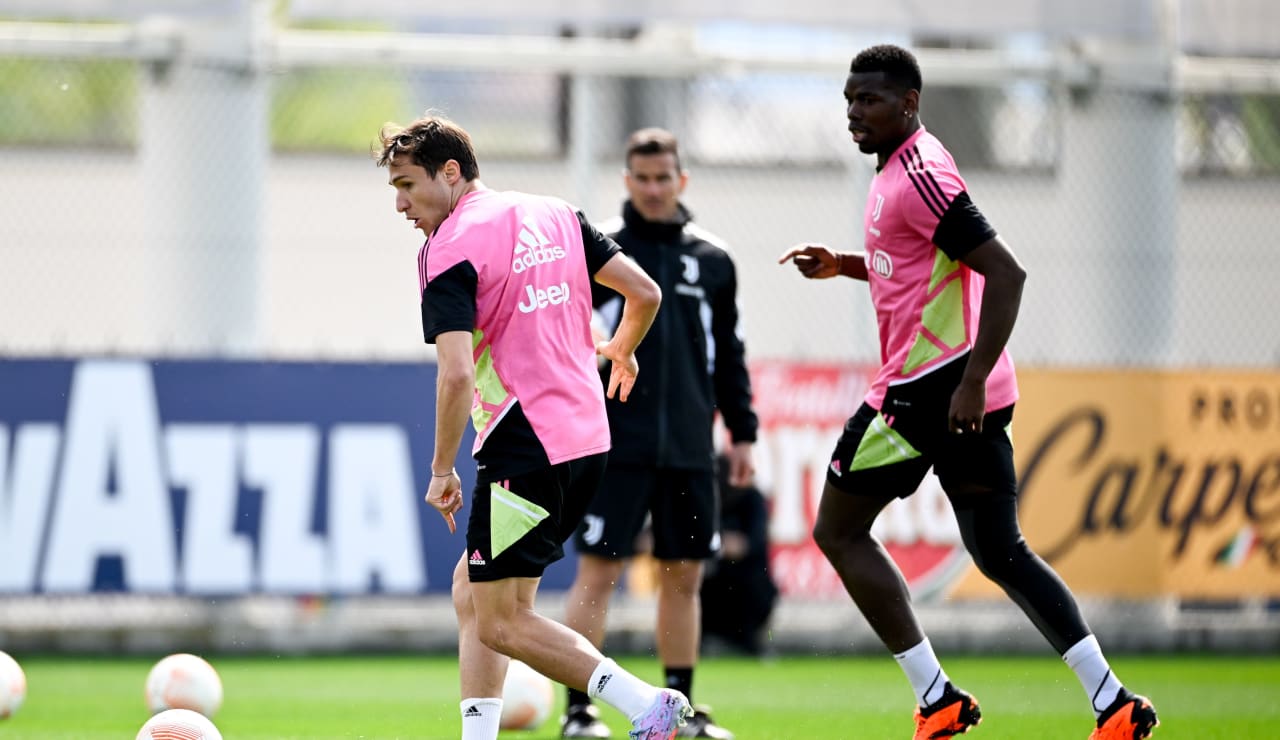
left=0, top=58, right=136, bottom=146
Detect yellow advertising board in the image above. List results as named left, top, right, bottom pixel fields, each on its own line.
left=951, top=369, right=1280, bottom=598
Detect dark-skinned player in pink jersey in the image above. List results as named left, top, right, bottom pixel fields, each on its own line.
left=781, top=44, right=1158, bottom=740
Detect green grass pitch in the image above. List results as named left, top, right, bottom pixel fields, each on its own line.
left=3, top=653, right=1277, bottom=738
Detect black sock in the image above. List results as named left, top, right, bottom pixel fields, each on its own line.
left=567, top=687, right=592, bottom=708
left=665, top=666, right=694, bottom=705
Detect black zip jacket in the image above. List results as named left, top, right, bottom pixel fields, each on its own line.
left=593, top=201, right=758, bottom=470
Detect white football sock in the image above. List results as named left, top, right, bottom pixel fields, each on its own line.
left=1062, top=635, right=1124, bottom=718
left=894, top=638, right=950, bottom=707
left=459, top=697, right=502, bottom=740
left=588, top=658, right=660, bottom=721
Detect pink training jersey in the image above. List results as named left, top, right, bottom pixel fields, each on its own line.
left=861, top=127, right=1018, bottom=411
left=420, top=188, right=610, bottom=464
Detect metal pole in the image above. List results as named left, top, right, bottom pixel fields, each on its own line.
left=568, top=73, right=598, bottom=216
left=138, top=0, right=269, bottom=356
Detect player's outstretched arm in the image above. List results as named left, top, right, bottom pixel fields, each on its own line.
left=779, top=244, right=869, bottom=281
left=426, top=329, right=474, bottom=533
left=592, top=252, right=661, bottom=401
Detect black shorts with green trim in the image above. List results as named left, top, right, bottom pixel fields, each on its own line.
left=466, top=452, right=607, bottom=582
left=826, top=365, right=1016, bottom=499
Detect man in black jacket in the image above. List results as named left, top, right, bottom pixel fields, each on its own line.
left=561, top=128, right=758, bottom=740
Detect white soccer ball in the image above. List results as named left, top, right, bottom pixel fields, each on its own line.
left=136, top=708, right=223, bottom=740
left=500, top=660, right=554, bottom=731
left=145, top=653, right=223, bottom=718
left=0, top=651, right=26, bottom=719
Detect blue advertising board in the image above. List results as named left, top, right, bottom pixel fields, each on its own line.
left=0, top=358, right=580, bottom=594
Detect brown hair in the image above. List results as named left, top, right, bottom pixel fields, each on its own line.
left=624, top=127, right=682, bottom=172
left=375, top=113, right=479, bottom=180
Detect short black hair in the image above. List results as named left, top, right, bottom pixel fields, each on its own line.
left=625, top=127, right=682, bottom=172
left=850, top=44, right=923, bottom=93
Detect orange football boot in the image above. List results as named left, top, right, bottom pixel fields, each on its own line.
left=913, top=683, right=982, bottom=739
left=1089, top=689, right=1158, bottom=740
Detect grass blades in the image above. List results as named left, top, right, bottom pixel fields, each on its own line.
left=3, top=653, right=1277, bottom=739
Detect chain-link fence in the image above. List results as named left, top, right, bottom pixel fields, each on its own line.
left=1, top=17, right=1277, bottom=366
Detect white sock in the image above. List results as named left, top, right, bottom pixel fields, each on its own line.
left=893, top=638, right=950, bottom=707
left=1062, top=635, right=1124, bottom=718
left=459, top=698, right=503, bottom=740
left=588, top=658, right=660, bottom=721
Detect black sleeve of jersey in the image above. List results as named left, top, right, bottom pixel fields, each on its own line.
left=421, top=260, right=478, bottom=344
left=709, top=257, right=759, bottom=444
left=932, top=191, right=998, bottom=262
left=577, top=210, right=622, bottom=275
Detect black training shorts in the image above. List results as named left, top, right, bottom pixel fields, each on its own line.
left=466, top=452, right=607, bottom=582
left=827, top=358, right=1017, bottom=500
left=572, top=464, right=719, bottom=561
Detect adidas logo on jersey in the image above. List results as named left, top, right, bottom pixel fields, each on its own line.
left=512, top=243, right=567, bottom=273
left=469, top=549, right=486, bottom=565
left=512, top=216, right=567, bottom=273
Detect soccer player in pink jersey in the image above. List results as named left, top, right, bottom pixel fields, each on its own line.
left=780, top=45, right=1158, bottom=740
left=377, top=113, right=692, bottom=740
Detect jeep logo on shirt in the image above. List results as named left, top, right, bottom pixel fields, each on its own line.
left=517, top=282, right=571, bottom=313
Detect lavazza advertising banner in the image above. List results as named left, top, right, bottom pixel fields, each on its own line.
left=2, top=358, right=1277, bottom=601
left=0, top=358, right=506, bottom=596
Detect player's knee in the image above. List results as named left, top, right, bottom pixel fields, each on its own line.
left=956, top=512, right=1034, bottom=582
left=812, top=516, right=864, bottom=560
left=969, top=543, right=1017, bottom=583
left=656, top=561, right=703, bottom=596
left=451, top=572, right=474, bottom=620
left=474, top=619, right=514, bottom=654
left=575, top=556, right=626, bottom=594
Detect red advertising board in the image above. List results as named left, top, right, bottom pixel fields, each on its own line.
left=750, top=360, right=970, bottom=601
left=751, top=362, right=1280, bottom=601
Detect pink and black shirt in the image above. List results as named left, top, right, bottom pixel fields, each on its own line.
left=419, top=188, right=621, bottom=477
left=861, top=126, right=1018, bottom=412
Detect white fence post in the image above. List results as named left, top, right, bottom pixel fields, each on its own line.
left=138, top=0, right=269, bottom=356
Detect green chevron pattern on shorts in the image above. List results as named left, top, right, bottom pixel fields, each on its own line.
left=489, top=481, right=550, bottom=558
left=850, top=413, right=922, bottom=471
